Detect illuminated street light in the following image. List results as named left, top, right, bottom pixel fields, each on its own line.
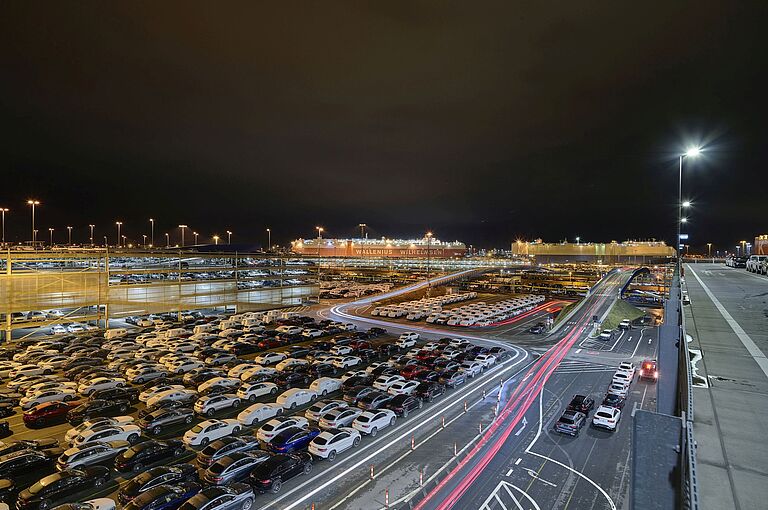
left=193, top=231, right=198, bottom=245
left=575, top=236, right=580, bottom=245
left=178, top=225, right=188, bottom=247
left=677, top=147, right=701, bottom=268
left=316, top=226, right=324, bottom=240
left=66, top=226, right=72, bottom=245
left=165, top=233, right=170, bottom=248
left=682, top=200, right=692, bottom=208
left=685, top=147, right=701, bottom=158
left=426, top=231, right=433, bottom=290
left=681, top=217, right=688, bottom=223
left=226, top=230, right=232, bottom=244
left=115, top=222, right=123, bottom=248
left=0, top=208, right=9, bottom=244
left=359, top=223, right=367, bottom=239
left=48, top=227, right=54, bottom=246
left=89, top=224, right=95, bottom=246
left=27, top=199, right=40, bottom=244
left=266, top=228, right=271, bottom=251
left=707, top=242, right=712, bottom=258
left=149, top=218, right=155, bottom=247
left=213, top=235, right=220, bottom=245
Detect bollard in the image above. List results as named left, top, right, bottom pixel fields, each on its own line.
left=420, top=468, right=424, bottom=486
left=441, top=416, right=445, bottom=428
left=479, top=422, right=483, bottom=433
left=370, top=464, right=375, bottom=480
left=464, top=401, right=467, bottom=412
left=494, top=403, right=499, bottom=416
left=311, top=504, right=315, bottom=510
left=499, top=378, right=503, bottom=387
left=497, top=391, right=501, bottom=402
left=411, top=435, right=415, bottom=450
left=385, top=488, right=389, bottom=509
left=482, top=389, right=486, bottom=399
left=454, top=442, right=457, bottom=456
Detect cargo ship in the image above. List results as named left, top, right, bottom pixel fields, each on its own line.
left=291, top=237, right=467, bottom=258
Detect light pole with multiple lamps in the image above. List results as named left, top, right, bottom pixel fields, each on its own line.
left=178, top=225, right=188, bottom=247
left=677, top=147, right=700, bottom=271
left=115, top=222, right=123, bottom=248
left=27, top=199, right=40, bottom=244
left=0, top=208, right=8, bottom=244
left=426, top=231, right=433, bottom=291
left=359, top=223, right=367, bottom=239
left=213, top=235, right=220, bottom=245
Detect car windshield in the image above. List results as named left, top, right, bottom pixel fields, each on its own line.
left=313, top=436, right=328, bottom=445
left=357, top=415, right=370, bottom=423
left=190, top=424, right=204, bottom=434
left=596, top=412, right=612, bottom=419
left=560, top=416, right=575, bottom=425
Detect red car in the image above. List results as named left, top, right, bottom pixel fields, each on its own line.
left=23, top=400, right=82, bottom=427
left=350, top=340, right=371, bottom=350
left=401, top=365, right=429, bottom=379
left=258, top=338, right=285, bottom=349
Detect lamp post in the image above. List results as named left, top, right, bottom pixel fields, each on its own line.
left=89, top=225, right=95, bottom=246
left=142, top=234, right=147, bottom=247
left=359, top=223, right=367, bottom=239
left=426, top=232, right=433, bottom=289
left=178, top=225, right=188, bottom=247
left=149, top=218, right=155, bottom=247
left=27, top=200, right=40, bottom=244
left=707, top=243, right=712, bottom=259
left=677, top=147, right=700, bottom=271
left=226, top=231, right=232, bottom=244
left=0, top=208, right=8, bottom=244
left=48, top=227, right=54, bottom=246
left=316, top=226, right=323, bottom=240
left=115, top=222, right=123, bottom=248
left=66, top=226, right=72, bottom=245
left=165, top=233, right=170, bottom=248
left=576, top=236, right=580, bottom=245
left=103, top=236, right=107, bottom=246
left=193, top=232, right=198, bottom=245
left=121, top=235, right=126, bottom=247
left=740, top=240, right=747, bottom=255
left=266, top=228, right=271, bottom=251
left=213, top=235, right=220, bottom=245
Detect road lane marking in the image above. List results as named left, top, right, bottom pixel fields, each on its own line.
left=515, top=417, right=528, bottom=436
left=575, top=349, right=582, bottom=354
left=515, top=457, right=522, bottom=465
left=506, top=467, right=514, bottom=476
left=688, top=266, right=768, bottom=379
left=526, top=468, right=557, bottom=487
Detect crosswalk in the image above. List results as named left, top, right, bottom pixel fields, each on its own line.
left=555, top=359, right=618, bottom=374
left=479, top=480, right=540, bottom=510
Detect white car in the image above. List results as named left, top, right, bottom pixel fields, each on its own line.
left=237, top=382, right=279, bottom=402
left=78, top=377, right=127, bottom=396
left=276, top=388, right=317, bottom=410
left=461, top=361, right=483, bottom=377
left=167, top=359, right=204, bottom=374
left=256, top=416, right=309, bottom=443
left=237, top=402, right=283, bottom=426
left=302, top=329, right=324, bottom=338
left=388, top=380, right=420, bottom=396
left=240, top=365, right=277, bottom=381
left=352, top=409, right=397, bottom=437
left=40, top=356, right=69, bottom=372
left=28, top=380, right=77, bottom=394
left=612, top=371, right=633, bottom=387
left=72, top=423, right=142, bottom=447
left=194, top=394, right=242, bottom=417
left=198, top=377, right=241, bottom=394
left=396, top=332, right=419, bottom=348
left=308, top=427, right=361, bottom=461
left=318, top=407, right=363, bottom=430
left=8, top=364, right=45, bottom=378
left=136, top=318, right=154, bottom=327
left=341, top=370, right=368, bottom=381
left=474, top=354, right=497, bottom=368
left=20, top=388, right=78, bottom=409
left=607, top=382, right=629, bottom=398
left=309, top=377, right=343, bottom=397
left=329, top=345, right=352, bottom=356
left=228, top=363, right=258, bottom=379
left=617, top=362, right=636, bottom=377
left=422, top=343, right=441, bottom=351
left=592, top=405, right=621, bottom=431
left=139, top=384, right=186, bottom=403
left=275, top=358, right=308, bottom=372
left=332, top=356, right=362, bottom=369
left=51, top=324, right=68, bottom=335
left=373, top=375, right=405, bottom=392
left=253, top=352, right=286, bottom=366
left=146, top=388, right=197, bottom=408
left=65, top=416, right=135, bottom=444
left=183, top=419, right=241, bottom=447
left=304, top=400, right=348, bottom=422
left=598, top=330, right=613, bottom=341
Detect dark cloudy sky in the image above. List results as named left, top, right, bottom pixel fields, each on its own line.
left=1, top=1, right=766, bottom=251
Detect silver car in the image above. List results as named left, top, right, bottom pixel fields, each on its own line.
left=202, top=452, right=271, bottom=485
left=56, top=440, right=131, bottom=471
left=178, top=482, right=256, bottom=510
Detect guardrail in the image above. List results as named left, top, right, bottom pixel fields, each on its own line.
left=677, top=269, right=699, bottom=510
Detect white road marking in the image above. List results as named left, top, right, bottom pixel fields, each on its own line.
left=506, top=467, right=515, bottom=476
left=515, top=417, right=528, bottom=436
left=575, top=348, right=582, bottom=354
left=631, top=401, right=639, bottom=417
left=526, top=468, right=558, bottom=487
left=515, top=457, right=522, bottom=465
left=688, top=266, right=768, bottom=379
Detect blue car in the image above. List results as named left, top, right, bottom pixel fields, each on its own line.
left=124, top=482, right=201, bottom=510
left=267, top=426, right=322, bottom=454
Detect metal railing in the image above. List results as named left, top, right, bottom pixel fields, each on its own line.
left=677, top=268, right=699, bottom=510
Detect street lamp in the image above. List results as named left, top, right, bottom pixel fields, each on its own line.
left=677, top=147, right=700, bottom=270
left=226, top=231, right=232, bottom=244
left=115, top=222, right=123, bottom=248
left=178, top=225, right=188, bottom=247
left=66, top=226, right=72, bottom=245
left=266, top=228, right=271, bottom=251
left=121, top=235, right=126, bottom=247
left=89, top=225, right=95, bottom=246
left=213, top=235, right=220, bottom=245
left=426, top=232, right=433, bottom=289
left=316, top=226, right=324, bottom=240
left=193, top=232, right=198, bottom=245
left=165, top=233, right=170, bottom=248
left=707, top=243, right=712, bottom=259
left=149, top=218, right=155, bottom=247
left=0, top=208, right=8, bottom=244
left=359, top=223, right=367, bottom=239
left=575, top=236, right=580, bottom=245
left=142, top=234, right=147, bottom=247
left=27, top=199, right=40, bottom=244
left=48, top=227, right=54, bottom=246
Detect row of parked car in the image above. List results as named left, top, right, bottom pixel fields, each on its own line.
left=725, top=254, right=767, bottom=273
left=370, top=292, right=478, bottom=319
left=424, top=295, right=546, bottom=327
left=0, top=307, right=509, bottom=509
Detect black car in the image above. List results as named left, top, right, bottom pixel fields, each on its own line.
left=0, top=438, right=58, bottom=457
left=309, top=341, right=333, bottom=351
left=0, top=449, right=61, bottom=479
left=140, top=377, right=185, bottom=391
left=138, top=400, right=192, bottom=419
left=274, top=372, right=310, bottom=390
left=287, top=347, right=310, bottom=358
left=385, top=395, right=423, bottom=417
left=341, top=376, right=374, bottom=391
left=415, top=371, right=441, bottom=383
left=66, top=399, right=131, bottom=424
left=138, top=407, right=195, bottom=435
left=89, top=387, right=140, bottom=403
left=184, top=370, right=225, bottom=387
left=414, top=382, right=445, bottom=402
left=368, top=327, right=387, bottom=337
left=0, top=420, right=9, bottom=438
left=123, top=482, right=201, bottom=510
left=601, top=393, right=625, bottom=410
left=17, top=466, right=110, bottom=509
left=0, top=404, right=14, bottom=418
left=249, top=453, right=312, bottom=494
left=114, top=439, right=186, bottom=473
left=566, top=395, right=595, bottom=415
left=196, top=436, right=262, bottom=468
left=528, top=323, right=546, bottom=334
left=309, top=363, right=338, bottom=378
left=357, top=391, right=392, bottom=411
left=342, top=386, right=376, bottom=406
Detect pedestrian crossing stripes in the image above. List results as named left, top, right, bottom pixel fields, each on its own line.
left=555, top=359, right=618, bottom=374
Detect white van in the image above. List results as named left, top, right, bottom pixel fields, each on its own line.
left=104, top=328, right=128, bottom=340
left=309, top=377, right=343, bottom=397
left=193, top=323, right=216, bottom=335
left=163, top=328, right=187, bottom=339
left=241, top=318, right=264, bottom=328
left=276, top=388, right=317, bottom=410
left=220, top=319, right=239, bottom=330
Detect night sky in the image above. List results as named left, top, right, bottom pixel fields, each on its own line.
left=1, top=2, right=766, bottom=252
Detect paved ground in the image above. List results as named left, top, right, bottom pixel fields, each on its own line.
left=683, top=263, right=768, bottom=510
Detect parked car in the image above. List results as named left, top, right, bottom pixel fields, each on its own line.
left=248, top=453, right=313, bottom=493
left=122, top=482, right=201, bottom=510
left=276, top=388, right=317, bottom=410
left=138, top=407, right=195, bottom=435
left=114, top=439, right=187, bottom=473
left=16, top=466, right=111, bottom=509
left=118, top=464, right=198, bottom=504
left=183, top=419, right=241, bottom=447
left=553, top=410, right=586, bottom=436
left=352, top=409, right=397, bottom=437
left=237, top=402, right=283, bottom=427
left=385, top=394, right=423, bottom=417
left=55, top=440, right=130, bottom=471
left=66, top=399, right=131, bottom=425
left=24, top=401, right=83, bottom=427
left=202, top=451, right=271, bottom=485
left=256, top=417, right=309, bottom=443
left=267, top=427, right=322, bottom=454
left=174, top=483, right=255, bottom=510
left=308, top=427, right=361, bottom=461
left=566, top=395, right=595, bottom=415
left=592, top=405, right=621, bottom=431
left=195, top=436, right=262, bottom=468
left=318, top=407, right=363, bottom=430
left=601, top=393, right=625, bottom=409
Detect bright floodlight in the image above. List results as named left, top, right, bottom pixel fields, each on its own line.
left=685, top=147, right=701, bottom=157
left=682, top=201, right=691, bottom=208
left=681, top=217, right=688, bottom=223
